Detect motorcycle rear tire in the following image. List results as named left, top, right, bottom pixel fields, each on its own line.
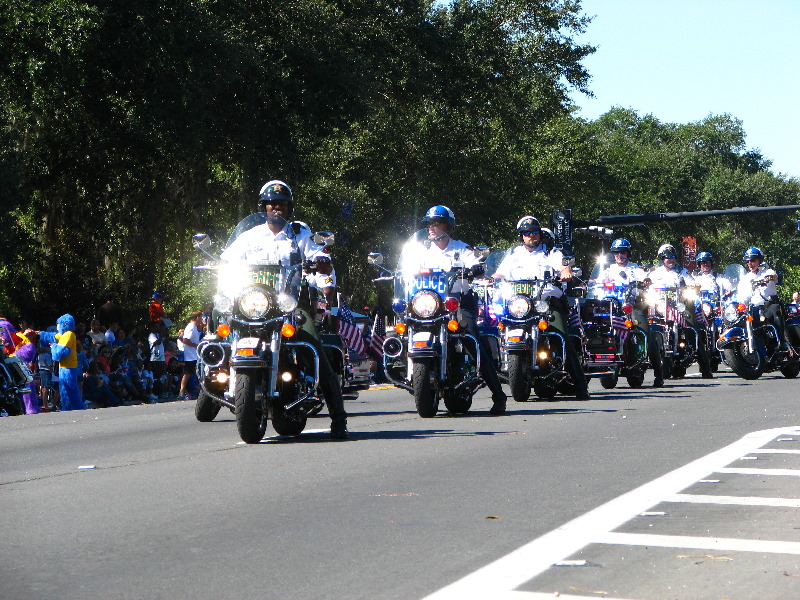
left=507, top=353, right=532, bottom=402
left=533, top=379, right=558, bottom=400
left=780, top=358, right=800, bottom=379
left=600, top=368, right=619, bottom=389
left=671, top=363, right=686, bottom=379
left=272, top=406, right=307, bottom=436
left=413, top=359, right=439, bottom=418
left=625, top=371, right=645, bottom=388
left=724, top=343, right=763, bottom=380
left=234, top=372, right=268, bottom=443
left=195, top=390, right=221, bottom=422
left=443, top=391, right=472, bottom=414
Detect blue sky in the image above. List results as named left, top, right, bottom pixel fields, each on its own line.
left=571, top=0, right=800, bottom=178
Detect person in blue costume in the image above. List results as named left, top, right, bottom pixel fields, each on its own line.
left=39, top=314, right=85, bottom=411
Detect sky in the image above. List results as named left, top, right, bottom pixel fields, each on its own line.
left=570, top=0, right=800, bottom=178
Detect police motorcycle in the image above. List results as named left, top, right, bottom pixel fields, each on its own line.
left=368, top=231, right=487, bottom=418
left=191, top=213, right=337, bottom=443
left=584, top=272, right=651, bottom=389
left=0, top=347, right=33, bottom=416
left=644, top=281, right=699, bottom=379
left=717, top=268, right=800, bottom=380
left=492, top=270, right=582, bottom=401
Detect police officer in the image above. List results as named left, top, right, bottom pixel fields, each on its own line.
left=649, top=243, right=713, bottom=379
left=220, top=180, right=349, bottom=439
left=595, top=238, right=664, bottom=387
left=492, top=216, right=590, bottom=400
left=402, top=205, right=508, bottom=414
left=694, top=251, right=732, bottom=299
left=737, top=247, right=789, bottom=349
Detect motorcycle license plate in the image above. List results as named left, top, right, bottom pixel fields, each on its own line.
left=511, top=282, right=539, bottom=296
left=506, top=328, right=525, bottom=342
left=249, top=266, right=281, bottom=287
left=411, top=332, right=434, bottom=348
left=235, top=337, right=260, bottom=356
left=412, top=272, right=448, bottom=296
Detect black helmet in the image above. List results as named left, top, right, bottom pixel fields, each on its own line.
left=657, top=244, right=677, bottom=260
left=258, top=180, right=294, bottom=217
left=516, top=215, right=541, bottom=234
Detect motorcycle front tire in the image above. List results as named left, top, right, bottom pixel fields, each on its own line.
left=507, top=352, right=532, bottom=402
left=234, top=372, right=268, bottom=443
left=413, top=359, right=439, bottom=418
left=724, top=342, right=763, bottom=380
left=195, top=389, right=222, bottom=422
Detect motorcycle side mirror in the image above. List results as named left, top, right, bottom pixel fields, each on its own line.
left=572, top=267, right=582, bottom=277
left=368, top=252, right=384, bottom=266
left=474, top=245, right=491, bottom=260
left=314, top=231, right=335, bottom=247
left=192, top=233, right=211, bottom=250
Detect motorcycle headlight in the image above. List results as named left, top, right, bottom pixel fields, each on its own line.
left=507, top=295, right=532, bottom=319
left=214, top=293, right=233, bottom=314
left=277, top=293, right=298, bottom=313
left=702, top=303, right=712, bottom=317
left=410, top=290, right=441, bottom=318
left=535, top=299, right=549, bottom=313
left=724, top=304, right=739, bottom=323
left=676, top=302, right=686, bottom=313
left=238, top=287, right=271, bottom=320
left=682, top=289, right=698, bottom=302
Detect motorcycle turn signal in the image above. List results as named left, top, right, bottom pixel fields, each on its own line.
left=447, top=319, right=460, bottom=332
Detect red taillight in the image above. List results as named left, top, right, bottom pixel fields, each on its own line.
left=444, top=297, right=460, bottom=312
left=737, top=303, right=747, bottom=312
left=622, top=303, right=633, bottom=314
left=604, top=281, right=614, bottom=289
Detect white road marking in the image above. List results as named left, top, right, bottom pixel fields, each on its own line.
left=753, top=448, right=800, bottom=454
left=718, top=467, right=800, bottom=476
left=667, top=493, right=800, bottom=507
left=422, top=426, right=800, bottom=600
left=597, top=532, right=800, bottom=554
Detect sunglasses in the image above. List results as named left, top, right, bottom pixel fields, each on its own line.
left=521, top=230, right=541, bottom=236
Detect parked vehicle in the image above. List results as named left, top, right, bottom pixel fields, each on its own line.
left=0, top=348, right=33, bottom=416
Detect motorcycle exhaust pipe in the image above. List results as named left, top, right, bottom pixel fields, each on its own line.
left=383, top=337, right=404, bottom=358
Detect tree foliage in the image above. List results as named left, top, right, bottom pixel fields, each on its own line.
left=2, top=0, right=799, bottom=328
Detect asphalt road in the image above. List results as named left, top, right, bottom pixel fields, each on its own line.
left=2, top=366, right=800, bottom=600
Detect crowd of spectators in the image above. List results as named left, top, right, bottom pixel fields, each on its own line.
left=2, top=297, right=206, bottom=415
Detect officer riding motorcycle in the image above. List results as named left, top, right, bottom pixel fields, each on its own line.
left=693, top=251, right=731, bottom=371
left=718, top=247, right=800, bottom=379
left=377, top=205, right=507, bottom=416
left=492, top=216, right=590, bottom=400
left=193, top=180, right=348, bottom=441
left=648, top=243, right=713, bottom=379
left=593, top=238, right=664, bottom=387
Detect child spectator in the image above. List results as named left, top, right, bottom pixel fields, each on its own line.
left=83, top=362, right=121, bottom=408
left=37, top=345, right=53, bottom=411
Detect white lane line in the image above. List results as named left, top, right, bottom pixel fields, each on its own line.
left=718, top=467, right=800, bottom=476
left=667, top=493, right=800, bottom=507
left=422, top=426, right=800, bottom=600
left=752, top=448, right=800, bottom=454
left=597, top=532, right=800, bottom=554
left=491, top=593, right=636, bottom=600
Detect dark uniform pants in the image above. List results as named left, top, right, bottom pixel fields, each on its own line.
left=457, top=293, right=505, bottom=399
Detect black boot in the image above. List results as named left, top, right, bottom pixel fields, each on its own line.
left=489, top=393, right=506, bottom=415
left=330, top=414, right=349, bottom=439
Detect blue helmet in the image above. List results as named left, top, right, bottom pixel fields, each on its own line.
left=610, top=238, right=632, bottom=252
left=696, top=251, right=713, bottom=264
left=422, top=205, right=456, bottom=227
left=743, top=247, right=764, bottom=263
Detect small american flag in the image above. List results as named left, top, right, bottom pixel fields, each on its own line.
left=694, top=304, right=709, bottom=327
left=568, top=308, right=584, bottom=336
left=338, top=298, right=366, bottom=355
left=666, top=304, right=687, bottom=328
left=369, top=311, right=386, bottom=359
left=611, top=315, right=630, bottom=344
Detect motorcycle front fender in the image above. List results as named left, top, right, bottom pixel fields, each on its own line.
left=716, top=326, right=745, bottom=350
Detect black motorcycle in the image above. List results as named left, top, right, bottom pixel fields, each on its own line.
left=717, top=280, right=800, bottom=380
left=191, top=214, right=336, bottom=443
left=647, top=285, right=698, bottom=379
left=0, top=348, right=33, bottom=416
left=368, top=232, right=485, bottom=417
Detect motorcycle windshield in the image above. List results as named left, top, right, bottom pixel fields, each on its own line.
left=724, top=263, right=746, bottom=293
left=397, top=230, right=479, bottom=300
left=218, top=213, right=299, bottom=297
